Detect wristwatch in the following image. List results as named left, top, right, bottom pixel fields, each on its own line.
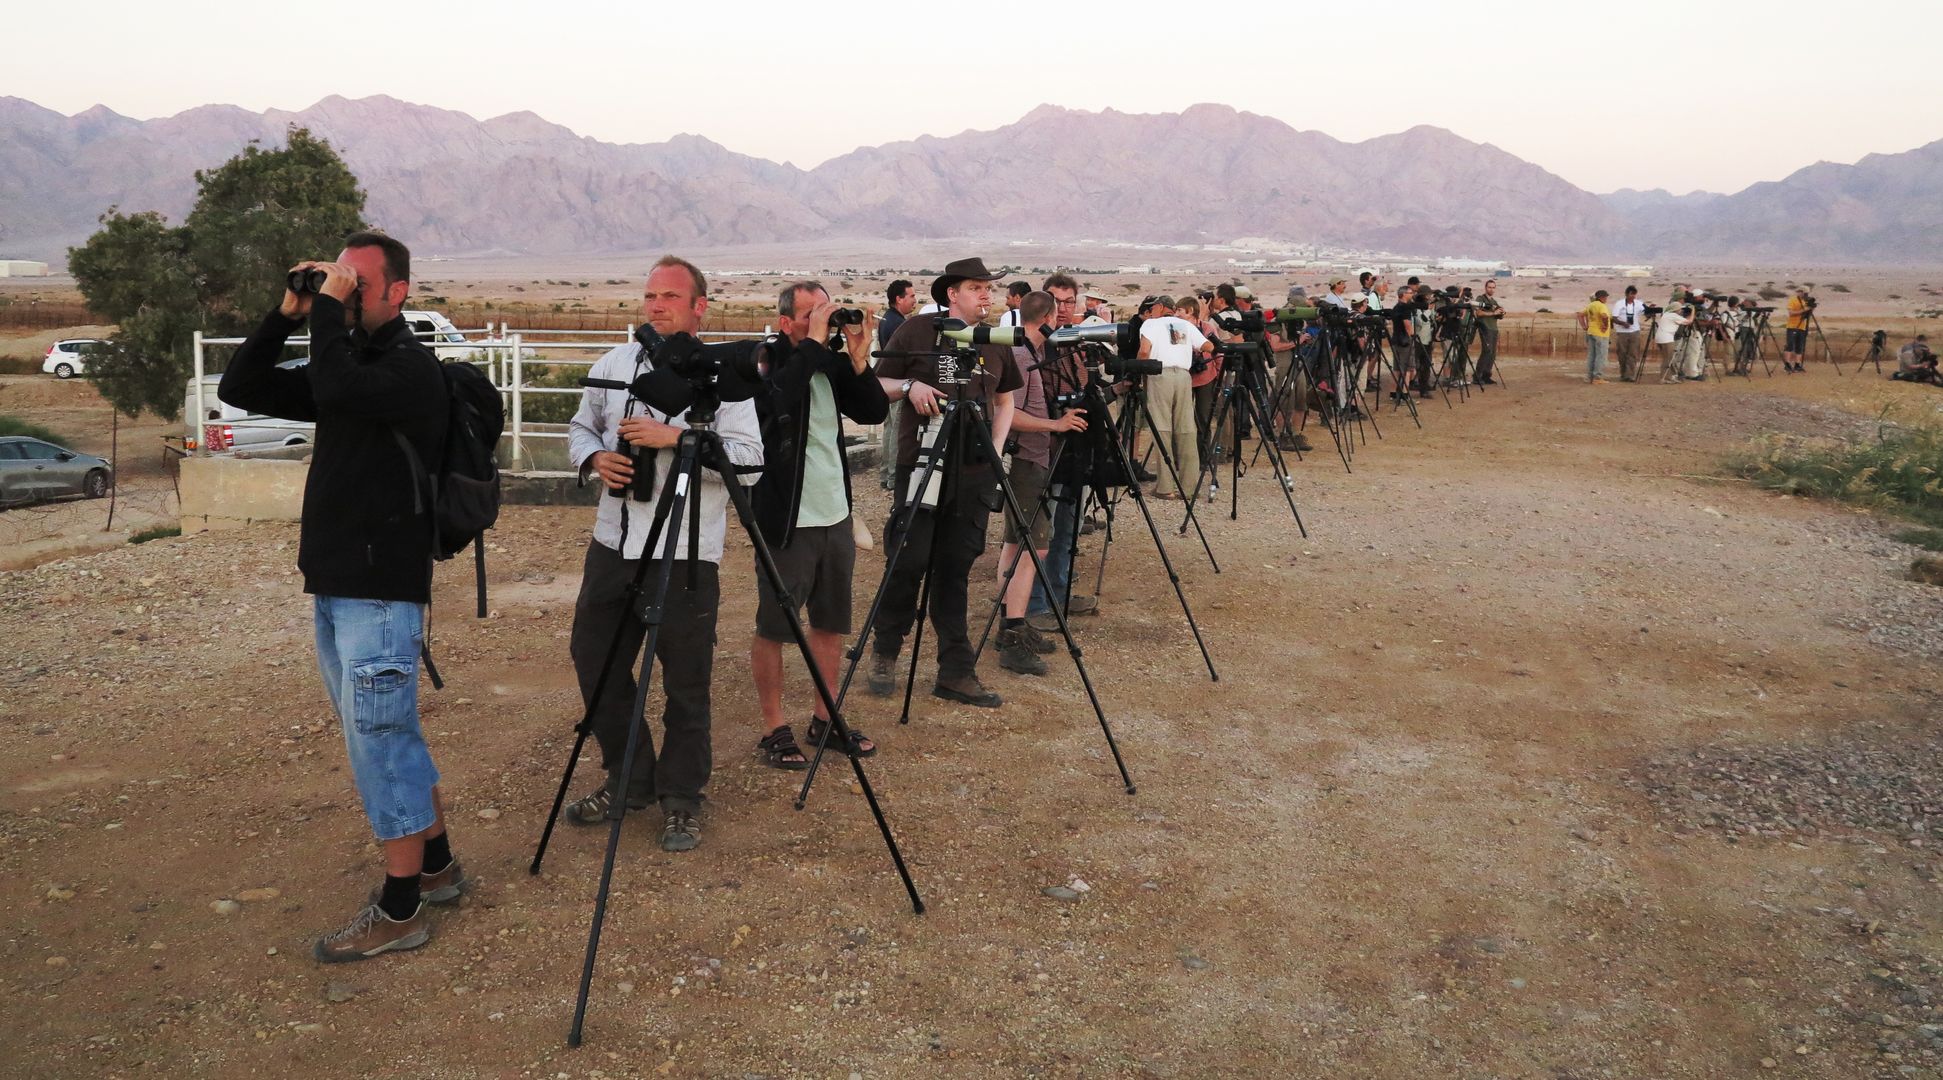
left=900, top=379, right=915, bottom=397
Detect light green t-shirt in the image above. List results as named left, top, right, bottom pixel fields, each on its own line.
left=796, top=373, right=848, bottom=528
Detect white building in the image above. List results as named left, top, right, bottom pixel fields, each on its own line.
left=0, top=260, right=50, bottom=277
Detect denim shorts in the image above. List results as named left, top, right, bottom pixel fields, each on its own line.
left=313, top=596, right=441, bottom=841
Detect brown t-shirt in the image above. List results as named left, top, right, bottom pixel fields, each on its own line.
left=876, top=311, right=1024, bottom=468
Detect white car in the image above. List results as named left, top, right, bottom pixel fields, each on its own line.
left=42, top=338, right=104, bottom=379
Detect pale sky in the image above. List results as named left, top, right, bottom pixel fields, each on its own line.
left=9, top=0, right=1938, bottom=195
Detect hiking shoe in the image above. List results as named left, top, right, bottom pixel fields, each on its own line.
left=933, top=673, right=1002, bottom=708
left=1019, top=620, right=1056, bottom=655
left=1025, top=611, right=1061, bottom=634
left=565, top=780, right=651, bottom=827
left=365, top=860, right=469, bottom=907
left=867, top=651, right=898, bottom=697
left=1067, top=594, right=1099, bottom=617
left=313, top=903, right=429, bottom=964
left=661, top=809, right=700, bottom=852
left=997, top=628, right=1049, bottom=676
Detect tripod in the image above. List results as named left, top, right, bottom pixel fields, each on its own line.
left=1108, top=367, right=1221, bottom=570
left=1434, top=314, right=1474, bottom=402
left=526, top=417, right=921, bottom=1047
left=1861, top=331, right=1888, bottom=375
left=803, top=343, right=1136, bottom=802
left=1179, top=341, right=1309, bottom=537
left=1305, top=322, right=1383, bottom=470
left=1730, top=314, right=1773, bottom=377
left=1252, top=322, right=1355, bottom=473
left=1805, top=310, right=1840, bottom=374
left=1672, top=321, right=1717, bottom=383
left=970, top=358, right=1221, bottom=682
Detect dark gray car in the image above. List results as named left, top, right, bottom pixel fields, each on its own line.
left=0, top=436, right=114, bottom=507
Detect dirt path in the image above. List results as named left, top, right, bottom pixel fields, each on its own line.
left=3, top=360, right=1942, bottom=1079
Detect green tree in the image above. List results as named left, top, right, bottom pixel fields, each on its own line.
left=69, top=127, right=367, bottom=418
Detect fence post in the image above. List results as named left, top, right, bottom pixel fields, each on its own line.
left=510, top=332, right=525, bottom=470
left=192, top=330, right=206, bottom=457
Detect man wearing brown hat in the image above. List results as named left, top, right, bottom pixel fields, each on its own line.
left=869, top=258, right=1023, bottom=707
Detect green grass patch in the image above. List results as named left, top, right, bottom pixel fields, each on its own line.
left=129, top=525, right=181, bottom=545
left=1892, top=526, right=1943, bottom=552
left=1731, top=410, right=1943, bottom=527
left=0, top=414, right=70, bottom=445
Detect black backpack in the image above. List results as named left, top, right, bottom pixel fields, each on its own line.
left=394, top=359, right=505, bottom=626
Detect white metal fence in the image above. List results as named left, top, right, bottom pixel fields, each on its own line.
left=186, top=322, right=774, bottom=473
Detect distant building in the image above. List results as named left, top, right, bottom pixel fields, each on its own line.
left=0, top=260, right=50, bottom=277
left=1511, top=268, right=1549, bottom=278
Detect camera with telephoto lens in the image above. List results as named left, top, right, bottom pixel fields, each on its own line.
left=579, top=325, right=762, bottom=500
left=1045, top=320, right=1156, bottom=372
left=1643, top=303, right=1665, bottom=317
left=1802, top=295, right=1818, bottom=311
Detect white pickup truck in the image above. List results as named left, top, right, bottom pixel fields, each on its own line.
left=184, top=310, right=470, bottom=453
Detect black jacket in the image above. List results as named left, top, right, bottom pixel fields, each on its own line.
left=218, top=297, right=448, bottom=603
left=751, top=336, right=889, bottom=548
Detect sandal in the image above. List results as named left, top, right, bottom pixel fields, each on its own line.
left=757, top=724, right=809, bottom=770
left=806, top=716, right=876, bottom=758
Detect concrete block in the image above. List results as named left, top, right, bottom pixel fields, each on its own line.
left=179, top=457, right=308, bottom=531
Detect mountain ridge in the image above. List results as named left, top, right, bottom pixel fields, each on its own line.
left=1, top=95, right=1937, bottom=264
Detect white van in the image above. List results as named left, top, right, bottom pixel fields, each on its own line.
left=184, top=360, right=315, bottom=453
left=404, top=310, right=473, bottom=359
left=182, top=310, right=471, bottom=452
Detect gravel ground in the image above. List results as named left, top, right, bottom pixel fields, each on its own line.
left=4, top=358, right=1943, bottom=1079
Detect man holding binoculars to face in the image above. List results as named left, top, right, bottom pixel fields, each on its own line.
left=219, top=231, right=464, bottom=963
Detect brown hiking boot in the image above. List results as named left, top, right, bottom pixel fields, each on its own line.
left=1019, top=620, right=1056, bottom=655
left=997, top=628, right=1049, bottom=676
left=313, top=903, right=430, bottom=964
left=933, top=672, right=1002, bottom=708
left=365, top=860, right=469, bottom=907
left=1067, top=595, right=1099, bottom=617
left=867, top=651, right=898, bottom=697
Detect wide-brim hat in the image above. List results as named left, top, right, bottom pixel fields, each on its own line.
left=931, top=257, right=1007, bottom=306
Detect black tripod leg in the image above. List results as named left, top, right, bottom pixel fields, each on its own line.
left=568, top=437, right=697, bottom=1048
left=897, top=516, right=941, bottom=726
left=708, top=438, right=923, bottom=915
left=971, top=444, right=1064, bottom=666
left=965, top=411, right=1136, bottom=794
left=1133, top=392, right=1220, bottom=573
left=1237, top=376, right=1308, bottom=537
left=1108, top=434, right=1219, bottom=682
left=1178, top=372, right=1235, bottom=522
left=532, top=478, right=681, bottom=876
left=798, top=420, right=953, bottom=807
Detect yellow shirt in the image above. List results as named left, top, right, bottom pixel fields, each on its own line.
left=1582, top=301, right=1612, bottom=339
left=1786, top=296, right=1809, bottom=331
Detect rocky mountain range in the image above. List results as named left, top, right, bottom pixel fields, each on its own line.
left=2, top=95, right=1938, bottom=264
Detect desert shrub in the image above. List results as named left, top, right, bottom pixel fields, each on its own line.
left=0, top=414, right=70, bottom=444
left=129, top=525, right=181, bottom=544
left=1731, top=410, right=1943, bottom=527
left=1893, top=526, right=1943, bottom=552
left=518, top=362, right=585, bottom=424
left=1758, top=287, right=1788, bottom=300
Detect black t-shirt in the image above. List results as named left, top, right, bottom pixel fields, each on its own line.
left=876, top=312, right=1023, bottom=468
left=1389, top=301, right=1414, bottom=339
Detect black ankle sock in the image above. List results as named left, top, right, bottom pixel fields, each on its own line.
left=378, top=873, right=420, bottom=920
left=1003, top=617, right=1024, bottom=630
left=422, top=832, right=452, bottom=875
